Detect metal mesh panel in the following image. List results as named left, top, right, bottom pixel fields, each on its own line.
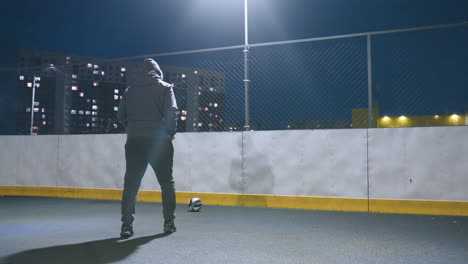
left=249, top=37, right=368, bottom=130
left=372, top=26, right=468, bottom=128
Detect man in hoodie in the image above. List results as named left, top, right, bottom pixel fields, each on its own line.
left=117, top=58, right=179, bottom=237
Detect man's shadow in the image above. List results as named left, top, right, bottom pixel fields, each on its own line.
left=1, top=233, right=170, bottom=264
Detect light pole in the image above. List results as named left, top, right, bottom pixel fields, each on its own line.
left=30, top=76, right=40, bottom=135
left=243, top=0, right=250, bottom=131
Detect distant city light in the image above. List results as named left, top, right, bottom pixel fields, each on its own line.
left=85, top=111, right=91, bottom=115
left=181, top=110, right=187, bottom=115
left=198, top=123, right=203, bottom=127
left=26, top=108, right=31, bottom=112
left=71, top=110, right=77, bottom=115
left=181, top=74, right=186, bottom=78
left=209, top=88, right=214, bottom=92
left=19, top=76, right=24, bottom=80
left=121, top=67, right=126, bottom=72
left=78, top=110, right=84, bottom=115
left=214, top=114, right=219, bottom=118
left=450, top=114, right=459, bottom=120
left=33, top=108, right=39, bottom=112
left=181, top=116, right=187, bottom=121
left=214, top=103, right=218, bottom=108
left=66, top=56, right=71, bottom=60
left=399, top=116, right=407, bottom=121
left=41, top=114, right=46, bottom=119
left=209, top=103, right=213, bottom=107
left=114, top=95, right=119, bottom=100
left=92, top=99, right=97, bottom=104
left=42, top=108, right=45, bottom=112
left=93, top=82, right=99, bottom=87
left=87, top=63, right=92, bottom=68
left=27, top=82, right=32, bottom=88
left=382, top=116, right=390, bottom=121
left=113, top=124, right=118, bottom=128
left=72, top=85, right=78, bottom=91
left=93, top=70, right=99, bottom=75
left=434, top=115, right=440, bottom=119
left=94, top=65, right=99, bottom=69
left=42, top=121, right=47, bottom=125
left=34, top=77, right=40, bottom=81
left=101, top=71, right=105, bottom=76
left=204, top=107, right=209, bottom=111
left=194, top=70, right=198, bottom=74
left=114, top=89, right=119, bottom=94
left=114, top=107, right=118, bottom=111
left=35, top=83, right=40, bottom=88
left=33, top=102, right=39, bottom=107
left=92, top=111, right=97, bottom=116
left=79, top=92, right=84, bottom=97
left=92, top=105, right=98, bottom=110
left=72, top=74, right=77, bottom=79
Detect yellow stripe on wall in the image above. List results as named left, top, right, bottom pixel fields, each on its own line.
left=369, top=198, right=468, bottom=216
left=1, top=186, right=467, bottom=216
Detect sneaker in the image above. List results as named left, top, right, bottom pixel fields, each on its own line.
left=164, top=220, right=176, bottom=233
left=120, top=223, right=134, bottom=238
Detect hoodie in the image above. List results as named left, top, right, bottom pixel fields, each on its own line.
left=117, top=58, right=179, bottom=138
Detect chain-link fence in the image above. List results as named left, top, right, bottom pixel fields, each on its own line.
left=0, top=23, right=467, bottom=135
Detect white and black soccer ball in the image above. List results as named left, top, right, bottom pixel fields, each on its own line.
left=188, top=198, right=202, bottom=212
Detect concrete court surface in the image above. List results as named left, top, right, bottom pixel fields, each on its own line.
left=0, top=196, right=467, bottom=264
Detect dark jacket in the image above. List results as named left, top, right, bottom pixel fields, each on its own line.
left=117, top=58, right=178, bottom=138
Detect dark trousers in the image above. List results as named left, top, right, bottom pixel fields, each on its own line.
left=121, top=134, right=176, bottom=224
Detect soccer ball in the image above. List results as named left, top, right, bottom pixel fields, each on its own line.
left=188, top=198, right=202, bottom=212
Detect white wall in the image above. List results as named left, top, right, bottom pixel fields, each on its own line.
left=368, top=126, right=468, bottom=201
left=1, top=126, right=467, bottom=202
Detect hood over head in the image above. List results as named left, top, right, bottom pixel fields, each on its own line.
left=142, top=58, right=163, bottom=80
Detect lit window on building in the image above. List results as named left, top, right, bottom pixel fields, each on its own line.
left=33, top=108, right=39, bottom=112
left=114, top=95, right=119, bottom=100
left=92, top=111, right=97, bottom=116
left=198, top=91, right=202, bottom=95
left=78, top=110, right=84, bottom=115
left=42, top=108, right=45, bottom=112
left=114, top=107, right=118, bottom=111
left=72, top=85, right=78, bottom=91
left=120, top=73, right=124, bottom=77
left=198, top=123, right=203, bottom=127
left=181, top=110, right=187, bottom=115
left=71, top=110, right=77, bottom=115
left=86, top=123, right=90, bottom=127
left=33, top=102, right=39, bottom=107
left=114, top=89, right=119, bottom=94
left=92, top=99, right=97, bottom=104
left=26, top=108, right=31, bottom=112
left=19, top=76, right=25, bottom=80
left=85, top=111, right=91, bottom=115
left=93, top=82, right=99, bottom=87
left=66, top=56, right=71, bottom=60
left=181, top=116, right=187, bottom=121
left=214, top=103, right=218, bottom=108
left=120, top=96, right=123, bottom=100
left=92, top=123, right=97, bottom=128
left=79, top=92, right=84, bottom=97
left=101, top=71, right=105, bottom=76
left=87, top=63, right=92, bottom=68
left=35, top=83, right=40, bottom=88
left=121, top=67, right=126, bottom=72
left=93, top=70, right=99, bottom=75
left=92, top=117, right=97, bottom=122
left=72, top=74, right=77, bottom=79
left=92, top=105, right=98, bottom=110
left=94, top=65, right=99, bottom=69
left=204, top=107, right=209, bottom=111
left=41, top=114, right=46, bottom=119
left=181, top=74, right=186, bottom=78
left=42, top=121, right=47, bottom=125
left=27, top=82, right=32, bottom=88
left=35, top=77, right=41, bottom=81
left=113, top=124, right=118, bottom=128
left=209, top=88, right=215, bottom=92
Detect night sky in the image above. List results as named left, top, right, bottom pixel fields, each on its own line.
left=1, top=0, right=467, bottom=131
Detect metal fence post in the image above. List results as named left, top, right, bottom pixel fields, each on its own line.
left=243, top=0, right=250, bottom=131
left=367, top=34, right=373, bottom=128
